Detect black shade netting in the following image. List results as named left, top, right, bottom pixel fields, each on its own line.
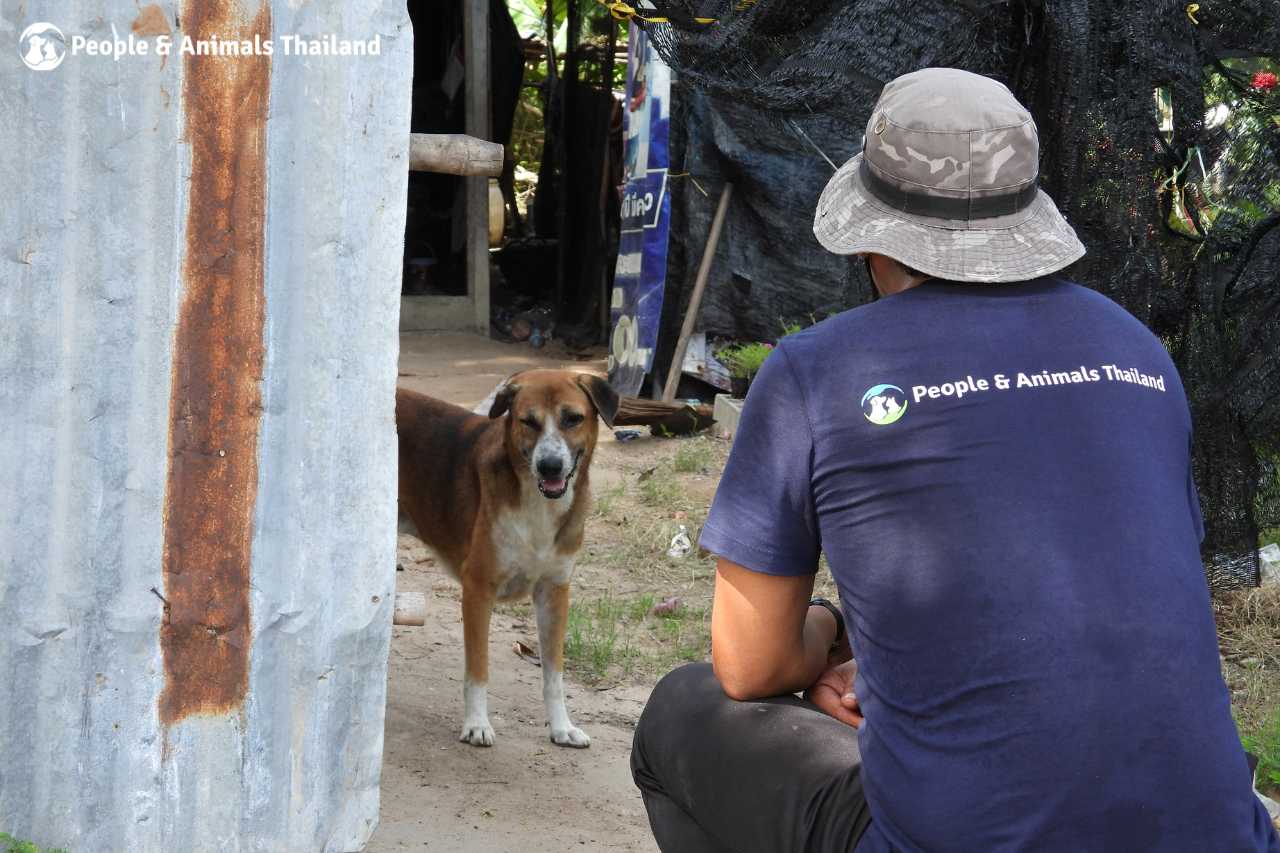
left=634, top=0, right=1280, bottom=589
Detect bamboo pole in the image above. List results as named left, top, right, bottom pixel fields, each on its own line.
left=662, top=182, right=734, bottom=403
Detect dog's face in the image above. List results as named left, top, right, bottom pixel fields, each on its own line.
left=489, top=371, right=620, bottom=500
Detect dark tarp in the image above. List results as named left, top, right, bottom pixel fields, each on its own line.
left=641, top=0, right=1280, bottom=588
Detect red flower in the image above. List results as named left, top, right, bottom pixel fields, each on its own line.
left=1251, top=70, right=1278, bottom=92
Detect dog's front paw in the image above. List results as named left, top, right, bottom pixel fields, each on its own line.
left=550, top=725, right=591, bottom=748
left=460, top=720, right=495, bottom=747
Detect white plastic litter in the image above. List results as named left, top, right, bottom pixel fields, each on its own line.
left=667, top=525, right=693, bottom=559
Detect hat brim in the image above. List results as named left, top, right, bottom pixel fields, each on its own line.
left=813, top=153, right=1086, bottom=283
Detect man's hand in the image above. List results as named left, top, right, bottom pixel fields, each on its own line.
left=804, top=659, right=863, bottom=729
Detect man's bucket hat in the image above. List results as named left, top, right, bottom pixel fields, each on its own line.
left=814, top=67, right=1085, bottom=283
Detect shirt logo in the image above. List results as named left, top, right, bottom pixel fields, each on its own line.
left=861, top=383, right=908, bottom=425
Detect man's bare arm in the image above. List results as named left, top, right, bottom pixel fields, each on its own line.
left=710, top=558, right=839, bottom=700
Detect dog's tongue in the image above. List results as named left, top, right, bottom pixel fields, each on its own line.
left=541, top=478, right=567, bottom=493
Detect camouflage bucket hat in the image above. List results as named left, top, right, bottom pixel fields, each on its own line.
left=814, top=67, right=1085, bottom=283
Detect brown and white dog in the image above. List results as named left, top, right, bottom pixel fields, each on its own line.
left=396, top=370, right=619, bottom=748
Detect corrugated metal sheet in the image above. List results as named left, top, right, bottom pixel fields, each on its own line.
left=0, top=2, right=411, bottom=850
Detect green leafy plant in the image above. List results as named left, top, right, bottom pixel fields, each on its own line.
left=717, top=342, right=775, bottom=380
left=0, top=833, right=67, bottom=853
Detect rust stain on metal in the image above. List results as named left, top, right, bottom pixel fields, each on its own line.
left=131, top=4, right=172, bottom=37
left=159, top=0, right=272, bottom=727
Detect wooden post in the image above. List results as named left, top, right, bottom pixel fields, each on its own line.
left=662, top=183, right=733, bottom=403
left=554, top=0, right=580, bottom=321
left=464, top=0, right=492, bottom=335
left=598, top=16, right=619, bottom=339
left=409, top=133, right=503, bottom=176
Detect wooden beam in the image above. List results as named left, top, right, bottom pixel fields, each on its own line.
left=409, top=133, right=503, bottom=176
left=614, top=397, right=715, bottom=436
left=464, top=0, right=492, bottom=336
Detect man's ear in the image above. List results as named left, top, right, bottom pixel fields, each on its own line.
left=577, top=374, right=620, bottom=428
left=489, top=379, right=521, bottom=419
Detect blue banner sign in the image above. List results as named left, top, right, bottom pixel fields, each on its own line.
left=609, top=25, right=672, bottom=397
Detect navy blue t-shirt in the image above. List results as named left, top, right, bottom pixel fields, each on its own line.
left=700, top=278, right=1278, bottom=852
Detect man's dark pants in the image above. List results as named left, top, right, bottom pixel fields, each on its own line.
left=631, top=663, right=873, bottom=852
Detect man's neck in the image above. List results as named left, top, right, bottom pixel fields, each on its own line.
left=867, top=254, right=932, bottom=297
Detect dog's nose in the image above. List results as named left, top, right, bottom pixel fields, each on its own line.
left=536, top=458, right=564, bottom=479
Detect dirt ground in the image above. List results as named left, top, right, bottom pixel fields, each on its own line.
left=368, top=333, right=666, bottom=853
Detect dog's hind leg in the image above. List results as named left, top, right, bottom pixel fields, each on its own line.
left=534, top=578, right=590, bottom=748
left=460, top=575, right=496, bottom=746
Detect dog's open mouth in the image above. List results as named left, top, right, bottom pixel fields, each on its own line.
left=537, top=477, right=569, bottom=499
left=536, top=451, right=582, bottom=500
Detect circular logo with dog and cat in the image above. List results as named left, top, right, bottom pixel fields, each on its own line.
left=19, top=23, right=67, bottom=71
left=861, top=383, right=908, bottom=425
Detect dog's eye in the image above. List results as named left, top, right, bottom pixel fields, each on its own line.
left=561, top=412, right=584, bottom=428
left=521, top=416, right=540, bottom=430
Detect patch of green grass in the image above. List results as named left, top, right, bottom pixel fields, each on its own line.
left=1216, top=586, right=1280, bottom=797
left=1, top=834, right=67, bottom=853
left=627, top=593, right=657, bottom=621
left=565, top=596, right=633, bottom=680
left=673, top=440, right=714, bottom=474
left=639, top=469, right=684, bottom=508
left=640, top=596, right=711, bottom=670
left=562, top=592, right=711, bottom=683
left=653, top=604, right=712, bottom=668
left=593, top=481, right=627, bottom=518
left=1242, top=708, right=1280, bottom=797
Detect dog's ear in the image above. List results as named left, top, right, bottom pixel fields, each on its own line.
left=577, top=374, right=620, bottom=428
left=489, top=380, right=521, bottom=419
